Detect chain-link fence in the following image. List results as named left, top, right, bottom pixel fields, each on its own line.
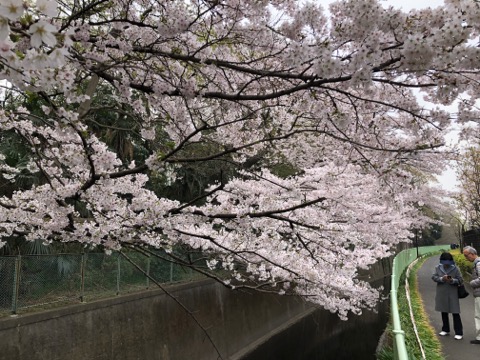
left=0, top=251, right=204, bottom=317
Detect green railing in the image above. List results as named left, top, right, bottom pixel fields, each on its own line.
left=391, top=245, right=450, bottom=360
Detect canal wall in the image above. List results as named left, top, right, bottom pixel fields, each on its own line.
left=0, top=257, right=392, bottom=360
left=244, top=276, right=391, bottom=360
left=0, top=278, right=315, bottom=360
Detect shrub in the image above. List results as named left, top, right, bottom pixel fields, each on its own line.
left=453, top=251, right=473, bottom=278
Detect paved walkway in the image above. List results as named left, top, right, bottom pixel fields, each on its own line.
left=417, top=255, right=479, bottom=359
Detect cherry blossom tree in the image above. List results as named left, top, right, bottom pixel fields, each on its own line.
left=455, top=146, right=480, bottom=227
left=0, top=0, right=477, bottom=318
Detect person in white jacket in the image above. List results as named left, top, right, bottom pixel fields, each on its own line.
left=463, top=246, right=480, bottom=345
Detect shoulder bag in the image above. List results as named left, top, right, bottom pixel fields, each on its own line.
left=458, top=284, right=469, bottom=299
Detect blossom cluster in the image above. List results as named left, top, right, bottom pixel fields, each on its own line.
left=0, top=0, right=475, bottom=318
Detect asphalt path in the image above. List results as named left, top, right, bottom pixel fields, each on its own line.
left=417, top=255, right=479, bottom=359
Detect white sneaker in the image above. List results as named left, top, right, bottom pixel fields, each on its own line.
left=454, top=335, right=463, bottom=340
left=439, top=331, right=449, bottom=336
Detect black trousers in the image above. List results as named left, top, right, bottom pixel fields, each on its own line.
left=441, top=312, right=463, bottom=335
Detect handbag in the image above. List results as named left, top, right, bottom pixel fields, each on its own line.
left=458, top=284, right=470, bottom=299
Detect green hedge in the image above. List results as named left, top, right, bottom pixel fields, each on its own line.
left=452, top=250, right=474, bottom=278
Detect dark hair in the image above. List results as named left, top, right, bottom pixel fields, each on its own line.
left=440, top=252, right=454, bottom=261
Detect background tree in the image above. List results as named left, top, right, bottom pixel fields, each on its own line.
left=455, top=146, right=480, bottom=228
left=0, top=0, right=477, bottom=318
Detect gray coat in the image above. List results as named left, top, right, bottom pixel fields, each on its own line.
left=432, top=263, right=463, bottom=314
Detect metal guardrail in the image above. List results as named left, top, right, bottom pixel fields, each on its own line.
left=0, top=251, right=204, bottom=316
left=391, top=245, right=450, bottom=360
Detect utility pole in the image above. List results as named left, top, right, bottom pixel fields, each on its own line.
left=415, top=229, right=419, bottom=258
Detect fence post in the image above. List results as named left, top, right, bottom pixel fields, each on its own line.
left=146, top=257, right=150, bottom=289
left=116, top=255, right=121, bottom=295
left=80, top=253, right=86, bottom=302
left=11, top=255, right=21, bottom=314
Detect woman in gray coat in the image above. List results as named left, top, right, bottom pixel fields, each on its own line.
left=432, top=252, right=464, bottom=340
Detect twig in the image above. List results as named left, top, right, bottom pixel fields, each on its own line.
left=119, top=250, right=224, bottom=360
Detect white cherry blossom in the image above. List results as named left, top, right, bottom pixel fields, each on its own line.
left=29, top=20, right=57, bottom=47
left=0, top=0, right=23, bottom=21
left=0, top=0, right=474, bottom=318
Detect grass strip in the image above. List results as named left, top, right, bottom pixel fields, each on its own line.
left=377, top=255, right=444, bottom=360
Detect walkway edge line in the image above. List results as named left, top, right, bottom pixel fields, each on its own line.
left=405, top=258, right=426, bottom=360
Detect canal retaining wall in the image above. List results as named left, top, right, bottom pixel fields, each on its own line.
left=0, top=278, right=314, bottom=360
left=0, top=257, right=392, bottom=360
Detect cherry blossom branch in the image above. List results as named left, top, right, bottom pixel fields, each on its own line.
left=119, top=250, right=224, bottom=360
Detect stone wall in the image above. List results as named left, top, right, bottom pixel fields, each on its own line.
left=0, top=279, right=314, bottom=360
